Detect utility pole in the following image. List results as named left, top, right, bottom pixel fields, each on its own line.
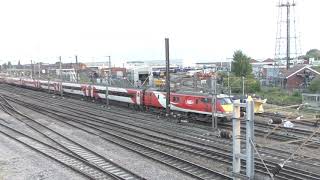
left=59, top=56, right=63, bottom=97
left=38, top=62, right=41, bottom=79
left=193, top=73, right=198, bottom=91
left=109, top=56, right=111, bottom=88
left=242, top=76, right=245, bottom=97
left=105, top=56, right=111, bottom=109
left=48, top=66, right=50, bottom=94
left=277, top=1, right=296, bottom=70
left=165, top=38, right=170, bottom=115
left=59, top=56, right=62, bottom=80
left=211, top=75, right=218, bottom=129
left=282, top=2, right=294, bottom=70
left=75, top=55, right=79, bottom=83
left=228, top=71, right=230, bottom=97
left=31, top=60, right=34, bottom=79
left=228, top=58, right=232, bottom=96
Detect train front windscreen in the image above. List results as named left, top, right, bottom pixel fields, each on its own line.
left=218, top=97, right=233, bottom=113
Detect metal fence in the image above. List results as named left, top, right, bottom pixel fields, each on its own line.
left=302, top=93, right=320, bottom=110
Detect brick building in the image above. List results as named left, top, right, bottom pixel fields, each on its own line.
left=280, top=65, right=320, bottom=90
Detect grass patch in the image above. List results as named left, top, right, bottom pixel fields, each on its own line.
left=257, top=87, right=302, bottom=106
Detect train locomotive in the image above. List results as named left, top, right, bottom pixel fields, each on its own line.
left=1, top=76, right=234, bottom=120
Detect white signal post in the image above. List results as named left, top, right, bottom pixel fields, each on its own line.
left=232, top=97, right=255, bottom=179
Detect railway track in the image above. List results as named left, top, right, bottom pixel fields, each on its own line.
left=259, top=112, right=320, bottom=128
left=47, top=107, right=320, bottom=180
left=0, top=123, right=122, bottom=180
left=9, top=84, right=319, bottom=141
left=1, top=84, right=320, bottom=179
left=218, top=121, right=320, bottom=149
left=1, top=88, right=320, bottom=179
left=2, top=94, right=233, bottom=179
left=1, top=85, right=309, bottom=144
left=0, top=94, right=144, bottom=180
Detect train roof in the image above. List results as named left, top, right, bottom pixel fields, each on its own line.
left=2, top=76, right=232, bottom=98
left=149, top=89, right=230, bottom=98
left=172, top=92, right=231, bottom=98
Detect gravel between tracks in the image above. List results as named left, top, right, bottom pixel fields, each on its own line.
left=0, top=102, right=195, bottom=180
left=0, top=112, right=86, bottom=180
left=1, top=84, right=320, bottom=180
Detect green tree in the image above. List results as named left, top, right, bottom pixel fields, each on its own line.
left=314, top=66, right=320, bottom=73
left=306, top=49, right=320, bottom=59
left=246, top=78, right=261, bottom=93
left=231, top=50, right=252, bottom=77
left=308, top=78, right=320, bottom=93
left=229, top=76, right=242, bottom=93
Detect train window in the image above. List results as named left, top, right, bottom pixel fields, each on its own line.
left=157, top=95, right=159, bottom=99
left=201, top=98, right=211, bottom=103
left=150, top=93, right=152, bottom=96
left=173, top=96, right=179, bottom=102
left=98, top=90, right=106, bottom=94
left=224, top=98, right=232, bottom=104
left=108, top=91, right=134, bottom=97
left=195, top=99, right=198, bottom=104
left=62, top=86, right=81, bottom=90
left=40, top=82, right=48, bottom=86
left=218, top=98, right=232, bottom=105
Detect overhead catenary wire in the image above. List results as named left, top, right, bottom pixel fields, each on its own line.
left=284, top=126, right=320, bottom=165
left=264, top=102, right=305, bottom=140
left=265, top=103, right=306, bottom=111
left=271, top=126, right=320, bottom=176
left=250, top=139, right=274, bottom=180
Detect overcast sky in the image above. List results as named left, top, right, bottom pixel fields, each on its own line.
left=0, top=0, right=319, bottom=66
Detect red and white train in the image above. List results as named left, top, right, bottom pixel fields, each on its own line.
left=1, top=76, right=233, bottom=119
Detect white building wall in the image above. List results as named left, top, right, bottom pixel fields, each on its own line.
left=126, top=66, right=152, bottom=87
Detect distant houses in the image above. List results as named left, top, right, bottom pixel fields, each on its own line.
left=250, top=58, right=320, bottom=90
left=279, top=65, right=320, bottom=90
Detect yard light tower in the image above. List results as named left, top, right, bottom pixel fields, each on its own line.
left=275, top=0, right=301, bottom=70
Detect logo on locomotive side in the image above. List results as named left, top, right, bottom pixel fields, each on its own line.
left=186, top=99, right=194, bottom=105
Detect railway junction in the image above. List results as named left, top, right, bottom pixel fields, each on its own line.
left=0, top=82, right=319, bottom=180
left=1, top=0, right=320, bottom=179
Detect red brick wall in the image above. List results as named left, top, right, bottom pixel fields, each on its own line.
left=286, top=69, right=319, bottom=90
left=286, top=75, right=304, bottom=90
